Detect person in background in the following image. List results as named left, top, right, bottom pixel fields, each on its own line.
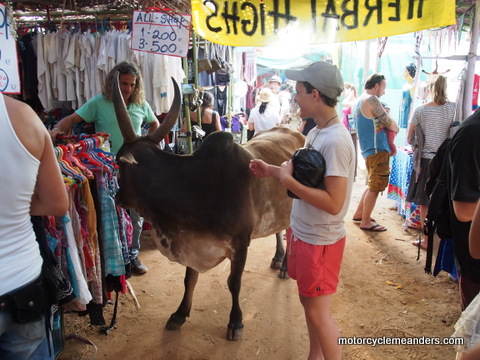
left=250, top=61, right=355, bottom=360
left=49, top=61, right=159, bottom=275
left=454, top=200, right=480, bottom=359
left=447, top=107, right=480, bottom=310
left=0, top=94, right=69, bottom=359
left=297, top=117, right=316, bottom=136
left=181, top=91, right=222, bottom=139
left=406, top=75, right=456, bottom=249
left=278, top=84, right=293, bottom=124
left=341, top=82, right=357, bottom=130
left=351, top=73, right=399, bottom=232
left=247, top=87, right=280, bottom=140
left=268, top=75, right=283, bottom=119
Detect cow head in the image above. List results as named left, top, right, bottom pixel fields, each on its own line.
left=112, top=71, right=181, bottom=149
left=113, top=71, right=181, bottom=210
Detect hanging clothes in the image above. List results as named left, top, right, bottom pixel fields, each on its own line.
left=29, top=28, right=183, bottom=115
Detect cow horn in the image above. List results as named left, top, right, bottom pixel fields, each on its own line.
left=148, top=77, right=181, bottom=144
left=113, top=71, right=138, bottom=143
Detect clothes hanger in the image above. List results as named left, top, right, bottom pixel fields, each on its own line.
left=64, top=143, right=95, bottom=179
left=54, top=147, right=84, bottom=186
left=422, top=60, right=450, bottom=76
left=76, top=138, right=114, bottom=172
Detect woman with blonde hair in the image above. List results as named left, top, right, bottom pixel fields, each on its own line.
left=406, top=74, right=456, bottom=249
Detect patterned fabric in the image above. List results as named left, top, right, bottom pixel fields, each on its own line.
left=117, top=207, right=133, bottom=265
left=398, top=89, right=412, bottom=128
left=96, top=172, right=126, bottom=276
left=387, top=146, right=418, bottom=225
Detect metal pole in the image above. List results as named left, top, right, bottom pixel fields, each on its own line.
left=182, top=56, right=193, bottom=154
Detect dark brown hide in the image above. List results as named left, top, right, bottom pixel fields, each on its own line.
left=113, top=75, right=304, bottom=340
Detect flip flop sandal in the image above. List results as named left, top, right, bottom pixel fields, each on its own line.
left=353, top=217, right=376, bottom=222
left=360, top=224, right=387, bottom=232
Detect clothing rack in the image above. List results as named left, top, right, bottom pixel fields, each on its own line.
left=44, top=133, right=130, bottom=327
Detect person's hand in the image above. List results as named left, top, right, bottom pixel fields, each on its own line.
left=279, top=160, right=294, bottom=186
left=49, top=127, right=64, bottom=142
left=249, top=159, right=269, bottom=178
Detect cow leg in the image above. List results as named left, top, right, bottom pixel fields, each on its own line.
left=165, top=266, right=199, bottom=331
left=226, top=239, right=248, bottom=341
left=278, top=252, right=289, bottom=279
left=270, top=231, right=285, bottom=270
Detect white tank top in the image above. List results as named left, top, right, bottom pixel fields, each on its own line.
left=0, top=95, right=43, bottom=295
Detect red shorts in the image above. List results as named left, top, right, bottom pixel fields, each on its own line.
left=286, top=228, right=346, bottom=297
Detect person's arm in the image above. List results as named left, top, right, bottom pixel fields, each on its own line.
left=214, top=112, right=222, bottom=131
left=5, top=96, right=68, bottom=216
left=367, top=96, right=399, bottom=132
left=30, top=130, right=69, bottom=216
left=406, top=122, right=416, bottom=145
left=249, top=159, right=348, bottom=215
left=342, top=96, right=356, bottom=109
left=144, top=101, right=160, bottom=135
left=453, top=200, right=478, bottom=223
left=49, top=112, right=84, bottom=141
left=469, top=201, right=480, bottom=259
left=147, top=118, right=160, bottom=135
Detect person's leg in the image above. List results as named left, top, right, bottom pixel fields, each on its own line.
left=359, top=151, right=389, bottom=230
left=0, top=313, right=53, bottom=360
left=129, top=208, right=147, bottom=274
left=300, top=294, right=341, bottom=360
left=294, top=237, right=345, bottom=360
left=359, top=190, right=379, bottom=229
left=418, top=205, right=429, bottom=248
left=352, top=188, right=367, bottom=219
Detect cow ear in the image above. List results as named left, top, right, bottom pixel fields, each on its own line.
left=149, top=77, right=181, bottom=144
left=113, top=71, right=138, bottom=143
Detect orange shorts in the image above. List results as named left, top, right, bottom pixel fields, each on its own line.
left=366, top=151, right=390, bottom=192
left=286, top=228, right=346, bottom=297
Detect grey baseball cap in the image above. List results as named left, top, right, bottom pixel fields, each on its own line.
left=285, top=61, right=344, bottom=99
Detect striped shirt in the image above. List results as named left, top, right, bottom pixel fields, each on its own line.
left=410, top=102, right=456, bottom=159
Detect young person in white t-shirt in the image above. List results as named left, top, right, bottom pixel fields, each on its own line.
left=249, top=61, right=355, bottom=360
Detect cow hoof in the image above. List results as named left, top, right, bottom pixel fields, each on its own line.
left=226, top=324, right=243, bottom=341
left=278, top=269, right=289, bottom=279
left=270, top=258, right=282, bottom=270
left=165, top=313, right=186, bottom=330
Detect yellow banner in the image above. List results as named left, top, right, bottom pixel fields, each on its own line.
left=191, top=0, right=456, bottom=46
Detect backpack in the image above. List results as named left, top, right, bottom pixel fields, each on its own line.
left=423, top=138, right=452, bottom=274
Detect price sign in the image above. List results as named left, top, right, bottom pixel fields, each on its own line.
left=131, top=11, right=191, bottom=58
left=0, top=3, right=20, bottom=94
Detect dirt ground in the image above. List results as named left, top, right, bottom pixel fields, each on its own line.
left=58, top=172, right=463, bottom=360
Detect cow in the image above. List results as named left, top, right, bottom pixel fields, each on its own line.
left=113, top=74, right=304, bottom=340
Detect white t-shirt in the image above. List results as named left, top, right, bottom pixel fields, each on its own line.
left=248, top=104, right=280, bottom=133
left=290, top=122, right=356, bottom=245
